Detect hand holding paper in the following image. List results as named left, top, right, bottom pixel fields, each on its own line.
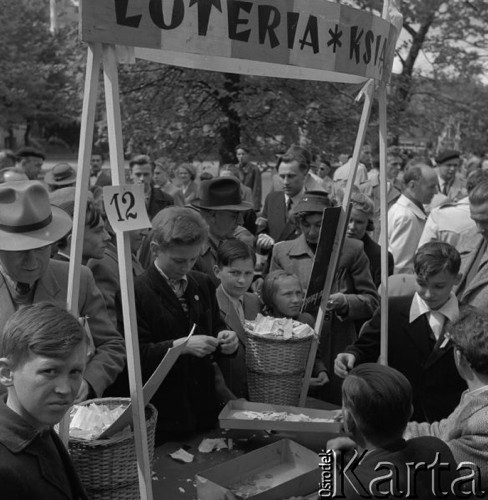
left=217, top=330, right=239, bottom=354
left=182, top=335, right=219, bottom=357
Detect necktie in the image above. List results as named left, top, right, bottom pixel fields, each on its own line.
left=442, top=182, right=449, bottom=196
left=428, top=310, right=445, bottom=340
left=286, top=197, right=293, bottom=213
left=15, top=282, right=31, bottom=295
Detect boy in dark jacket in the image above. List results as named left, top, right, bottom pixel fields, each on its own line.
left=0, top=302, right=89, bottom=500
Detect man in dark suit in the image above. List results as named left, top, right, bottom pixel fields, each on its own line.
left=335, top=241, right=467, bottom=423
left=89, top=151, right=111, bottom=188
left=128, top=154, right=174, bottom=220
left=256, top=146, right=313, bottom=252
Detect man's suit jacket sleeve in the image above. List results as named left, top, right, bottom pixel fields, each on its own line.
left=346, top=305, right=381, bottom=363
left=269, top=243, right=285, bottom=273
left=79, top=267, right=126, bottom=397
left=342, top=243, right=379, bottom=320
left=87, top=257, right=118, bottom=327
left=258, top=194, right=270, bottom=234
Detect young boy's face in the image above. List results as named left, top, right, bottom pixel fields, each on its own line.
left=214, top=258, right=254, bottom=299
left=4, top=342, right=87, bottom=430
left=415, top=269, right=461, bottom=311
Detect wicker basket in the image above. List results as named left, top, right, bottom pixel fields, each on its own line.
left=245, top=330, right=313, bottom=406
left=69, top=397, right=157, bottom=500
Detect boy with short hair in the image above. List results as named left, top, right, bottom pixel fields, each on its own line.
left=335, top=241, right=467, bottom=422
left=214, top=239, right=261, bottom=398
left=405, top=305, right=488, bottom=491
left=0, top=302, right=88, bottom=500
left=327, top=364, right=458, bottom=499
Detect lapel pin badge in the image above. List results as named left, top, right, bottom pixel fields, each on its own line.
left=194, top=295, right=199, bottom=301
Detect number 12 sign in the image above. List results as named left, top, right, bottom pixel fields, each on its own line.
left=103, top=184, right=152, bottom=232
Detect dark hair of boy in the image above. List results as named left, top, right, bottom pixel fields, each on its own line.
left=216, top=239, right=256, bottom=268
left=129, top=154, right=154, bottom=171
left=448, top=304, right=488, bottom=376
left=0, top=302, right=86, bottom=370
left=151, top=206, right=208, bottom=250
left=342, top=363, right=412, bottom=446
left=414, top=241, right=461, bottom=282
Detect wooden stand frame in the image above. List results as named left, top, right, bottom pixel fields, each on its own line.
left=66, top=3, right=397, bottom=499
left=65, top=42, right=153, bottom=500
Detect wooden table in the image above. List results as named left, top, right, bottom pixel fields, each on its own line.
left=151, top=399, right=340, bottom=500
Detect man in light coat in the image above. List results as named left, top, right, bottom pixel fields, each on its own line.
left=386, top=163, right=438, bottom=274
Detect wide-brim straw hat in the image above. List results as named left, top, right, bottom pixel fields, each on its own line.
left=0, top=181, right=72, bottom=251
left=44, top=162, right=77, bottom=187
left=192, top=177, right=253, bottom=211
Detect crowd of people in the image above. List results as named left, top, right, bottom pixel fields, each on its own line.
left=0, top=142, right=488, bottom=497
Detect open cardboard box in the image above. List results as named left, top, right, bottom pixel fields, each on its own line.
left=219, top=400, right=342, bottom=434
left=196, top=439, right=319, bottom=500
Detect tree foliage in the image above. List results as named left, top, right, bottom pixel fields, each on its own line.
left=0, top=0, right=83, bottom=145
left=117, top=61, right=365, bottom=162
left=2, top=1, right=487, bottom=157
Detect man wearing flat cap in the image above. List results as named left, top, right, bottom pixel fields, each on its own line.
left=430, top=149, right=466, bottom=209
left=15, top=147, right=45, bottom=181
left=0, top=181, right=125, bottom=401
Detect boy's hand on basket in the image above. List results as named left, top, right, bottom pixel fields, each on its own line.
left=217, top=330, right=239, bottom=354
left=184, top=335, right=219, bottom=357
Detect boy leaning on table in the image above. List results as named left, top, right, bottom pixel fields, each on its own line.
left=0, top=302, right=89, bottom=500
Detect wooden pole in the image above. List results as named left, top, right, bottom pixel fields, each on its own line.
left=61, top=43, right=102, bottom=446
left=102, top=43, right=153, bottom=500
left=378, top=85, right=389, bottom=365
left=299, top=82, right=375, bottom=405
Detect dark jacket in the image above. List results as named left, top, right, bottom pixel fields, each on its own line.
left=260, top=191, right=299, bottom=242
left=361, top=233, right=394, bottom=288
left=146, top=186, right=174, bottom=220
left=112, top=266, right=227, bottom=435
left=0, top=398, right=88, bottom=500
left=347, top=295, right=467, bottom=422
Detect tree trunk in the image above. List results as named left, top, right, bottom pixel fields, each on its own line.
left=24, top=122, right=31, bottom=146
left=218, top=73, right=241, bottom=164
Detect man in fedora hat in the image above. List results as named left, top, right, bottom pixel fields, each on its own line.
left=192, top=177, right=254, bottom=285
left=44, top=162, right=77, bottom=191
left=0, top=181, right=125, bottom=402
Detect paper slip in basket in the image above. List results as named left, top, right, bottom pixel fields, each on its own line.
left=97, top=325, right=196, bottom=438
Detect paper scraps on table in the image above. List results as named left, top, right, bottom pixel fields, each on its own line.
left=169, top=448, right=194, bottom=463
left=198, top=438, right=228, bottom=453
